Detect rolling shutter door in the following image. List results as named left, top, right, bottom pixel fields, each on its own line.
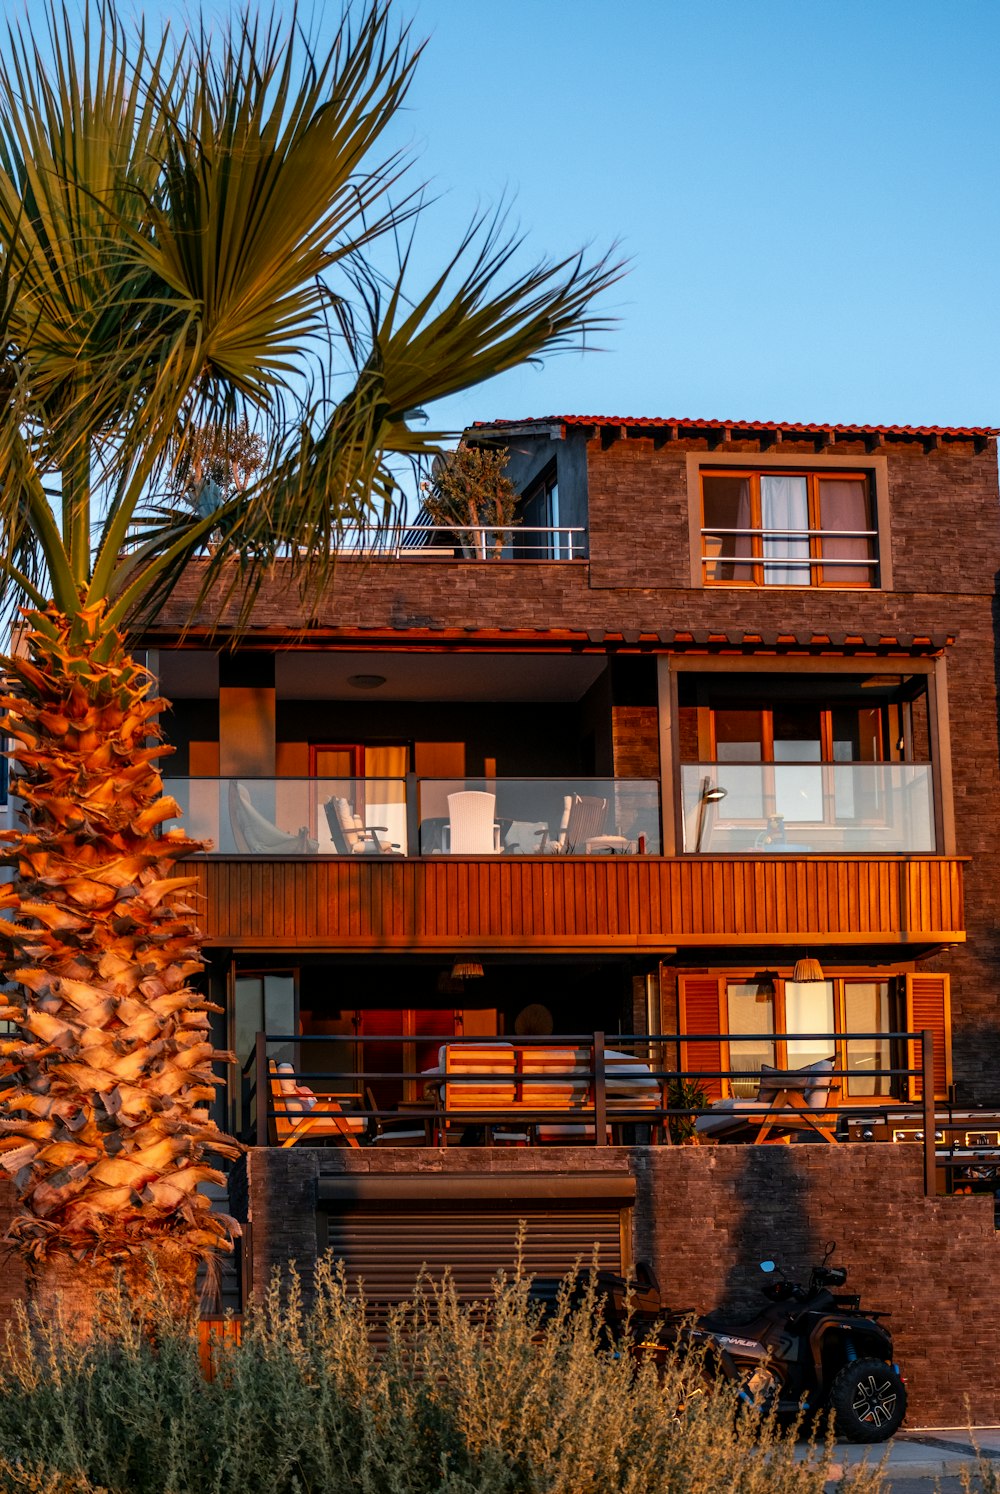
left=905, top=973, right=952, bottom=1101
left=318, top=1174, right=632, bottom=1315
left=678, top=975, right=724, bottom=1101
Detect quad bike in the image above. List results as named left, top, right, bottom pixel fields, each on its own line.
left=529, top=1246, right=906, bottom=1444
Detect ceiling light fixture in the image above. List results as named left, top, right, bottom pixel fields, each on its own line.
left=451, top=958, right=484, bottom=981
left=792, top=956, right=825, bottom=983
left=347, top=673, right=386, bottom=690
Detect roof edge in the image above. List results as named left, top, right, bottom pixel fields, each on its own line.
left=470, top=415, right=998, bottom=445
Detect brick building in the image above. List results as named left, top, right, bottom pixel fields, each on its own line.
left=140, top=415, right=1000, bottom=1416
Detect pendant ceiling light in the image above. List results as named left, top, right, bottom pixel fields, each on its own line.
left=792, top=956, right=825, bottom=983
left=451, top=958, right=484, bottom=981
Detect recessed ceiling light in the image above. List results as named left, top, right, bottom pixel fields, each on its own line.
left=347, top=673, right=386, bottom=689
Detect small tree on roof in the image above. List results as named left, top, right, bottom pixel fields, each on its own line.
left=420, top=444, right=519, bottom=558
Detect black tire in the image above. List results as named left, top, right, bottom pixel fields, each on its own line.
left=829, top=1357, right=907, bottom=1442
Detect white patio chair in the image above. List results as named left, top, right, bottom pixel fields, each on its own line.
left=444, top=791, right=501, bottom=853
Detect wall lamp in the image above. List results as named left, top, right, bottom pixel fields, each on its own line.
left=694, top=778, right=728, bottom=853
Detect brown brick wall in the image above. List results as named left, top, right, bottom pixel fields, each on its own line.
left=240, top=1143, right=1000, bottom=1425
left=632, top=1143, right=1000, bottom=1426
left=612, top=706, right=659, bottom=779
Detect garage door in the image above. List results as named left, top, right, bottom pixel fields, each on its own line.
left=317, top=1172, right=633, bottom=1310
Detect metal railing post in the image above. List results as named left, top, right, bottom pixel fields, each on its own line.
left=593, top=1031, right=607, bottom=1145
left=255, top=1031, right=268, bottom=1149
left=921, top=1029, right=936, bottom=1196
left=405, top=772, right=419, bottom=855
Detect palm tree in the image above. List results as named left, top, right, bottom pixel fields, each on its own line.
left=0, top=2, right=620, bottom=1289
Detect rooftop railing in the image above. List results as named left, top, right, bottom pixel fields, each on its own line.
left=332, top=522, right=587, bottom=560
left=240, top=1027, right=946, bottom=1194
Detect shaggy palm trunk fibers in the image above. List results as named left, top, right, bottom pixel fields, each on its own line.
left=0, top=604, right=238, bottom=1320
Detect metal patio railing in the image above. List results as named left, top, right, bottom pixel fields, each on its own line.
left=239, top=1027, right=951, bottom=1195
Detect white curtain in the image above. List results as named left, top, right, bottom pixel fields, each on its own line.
left=784, top=981, right=835, bottom=1066
left=761, top=475, right=809, bottom=585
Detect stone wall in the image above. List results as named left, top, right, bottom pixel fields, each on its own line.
left=631, top=1143, right=1000, bottom=1427
left=236, top=1142, right=1000, bottom=1426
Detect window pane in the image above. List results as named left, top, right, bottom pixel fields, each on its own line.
left=773, top=705, right=823, bottom=822
left=784, top=980, right=835, bottom=1067
left=844, top=981, right=892, bottom=1097
left=702, top=476, right=754, bottom=581
left=727, top=981, right=776, bottom=1096
left=819, top=479, right=875, bottom=585
left=715, top=709, right=764, bottom=761
left=761, top=475, right=810, bottom=585
left=714, top=709, right=764, bottom=819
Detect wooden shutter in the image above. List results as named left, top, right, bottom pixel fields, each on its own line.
left=905, top=973, right=952, bottom=1101
left=678, top=975, right=724, bottom=1102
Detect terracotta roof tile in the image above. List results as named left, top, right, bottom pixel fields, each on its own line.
left=472, top=414, right=998, bottom=440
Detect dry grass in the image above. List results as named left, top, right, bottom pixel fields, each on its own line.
left=0, top=1256, right=903, bottom=1494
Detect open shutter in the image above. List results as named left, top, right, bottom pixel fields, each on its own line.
left=905, top=973, right=952, bottom=1101
left=678, top=975, right=724, bottom=1102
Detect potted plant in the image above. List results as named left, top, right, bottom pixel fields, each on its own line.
left=666, top=1077, right=709, bottom=1144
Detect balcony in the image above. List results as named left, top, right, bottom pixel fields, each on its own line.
left=680, top=762, right=936, bottom=854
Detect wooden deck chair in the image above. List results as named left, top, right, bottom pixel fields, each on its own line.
left=752, top=1060, right=841, bottom=1144
left=695, top=1060, right=841, bottom=1144
left=268, top=1060, right=365, bottom=1147
left=324, top=796, right=398, bottom=854
left=537, top=795, right=609, bottom=854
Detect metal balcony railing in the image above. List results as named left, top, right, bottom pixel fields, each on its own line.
left=238, top=1027, right=946, bottom=1195
left=334, top=523, right=587, bottom=560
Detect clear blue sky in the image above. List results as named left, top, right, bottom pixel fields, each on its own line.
left=151, top=0, right=1000, bottom=432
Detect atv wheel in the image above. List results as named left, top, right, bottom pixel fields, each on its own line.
left=830, top=1358, right=906, bottom=1442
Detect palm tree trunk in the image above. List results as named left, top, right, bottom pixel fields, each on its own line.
left=0, top=603, right=239, bottom=1291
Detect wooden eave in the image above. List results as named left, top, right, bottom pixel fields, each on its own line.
left=140, top=625, right=957, bottom=657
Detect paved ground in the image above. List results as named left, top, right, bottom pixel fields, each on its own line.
left=799, top=1427, right=1000, bottom=1489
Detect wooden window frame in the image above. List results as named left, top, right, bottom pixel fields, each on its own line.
left=685, top=451, right=892, bottom=590
left=707, top=702, right=892, bottom=832
left=717, top=969, right=904, bottom=1105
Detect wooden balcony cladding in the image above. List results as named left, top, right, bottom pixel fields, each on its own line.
left=190, top=855, right=966, bottom=952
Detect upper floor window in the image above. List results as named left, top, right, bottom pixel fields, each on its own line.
left=700, top=469, right=878, bottom=587
left=517, top=465, right=576, bottom=559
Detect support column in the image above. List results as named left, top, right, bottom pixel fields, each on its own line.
left=219, top=653, right=276, bottom=777
left=656, top=656, right=679, bottom=855
left=926, top=655, right=955, bottom=855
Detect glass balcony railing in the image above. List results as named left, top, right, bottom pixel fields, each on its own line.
left=680, top=762, right=936, bottom=854
left=163, top=777, right=661, bottom=857
left=416, top=778, right=660, bottom=854
left=166, top=778, right=410, bottom=856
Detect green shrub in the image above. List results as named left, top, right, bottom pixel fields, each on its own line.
left=0, top=1258, right=890, bottom=1494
